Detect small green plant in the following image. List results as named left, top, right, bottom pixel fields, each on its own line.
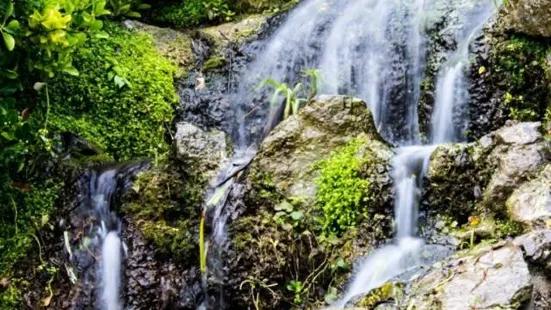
left=273, top=198, right=306, bottom=232
left=108, top=0, right=151, bottom=18
left=258, top=68, right=322, bottom=119
left=286, top=280, right=304, bottom=305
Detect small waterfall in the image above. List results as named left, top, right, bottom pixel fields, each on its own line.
left=68, top=163, right=145, bottom=309
left=100, top=231, right=122, bottom=310
left=431, top=1, right=498, bottom=143
left=328, top=0, right=498, bottom=307
left=333, top=146, right=434, bottom=307
left=89, top=168, right=124, bottom=310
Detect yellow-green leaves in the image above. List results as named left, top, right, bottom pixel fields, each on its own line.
left=1, top=1, right=17, bottom=51
left=2, top=32, right=14, bottom=50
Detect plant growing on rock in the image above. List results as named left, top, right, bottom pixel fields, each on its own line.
left=258, top=68, right=322, bottom=119
left=314, top=138, right=373, bottom=236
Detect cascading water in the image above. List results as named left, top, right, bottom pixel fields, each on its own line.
left=202, top=0, right=498, bottom=307
left=68, top=164, right=145, bottom=310
left=329, top=0, right=499, bottom=306
left=431, top=1, right=499, bottom=144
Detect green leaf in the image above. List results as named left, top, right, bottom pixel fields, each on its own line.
left=91, top=20, right=103, bottom=31
left=3, top=2, right=13, bottom=25
left=94, top=31, right=109, bottom=39
left=290, top=211, right=304, bottom=221
left=63, top=67, right=80, bottom=76
left=1, top=131, right=15, bottom=141
left=5, top=19, right=19, bottom=31
left=125, top=11, right=141, bottom=18
left=2, top=32, right=15, bottom=51
left=137, top=4, right=152, bottom=10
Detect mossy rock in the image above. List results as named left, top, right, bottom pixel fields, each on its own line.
left=121, top=161, right=205, bottom=262
left=123, top=20, right=195, bottom=74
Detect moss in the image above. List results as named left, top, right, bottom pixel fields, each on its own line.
left=357, top=282, right=405, bottom=308
left=202, top=56, right=227, bottom=72
left=122, top=162, right=205, bottom=262
left=491, top=35, right=551, bottom=122
left=314, top=138, right=373, bottom=236
left=46, top=22, right=178, bottom=161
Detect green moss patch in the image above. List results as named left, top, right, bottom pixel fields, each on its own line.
left=47, top=22, right=178, bottom=161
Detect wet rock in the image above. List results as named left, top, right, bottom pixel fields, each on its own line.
left=483, top=143, right=548, bottom=207
left=507, top=165, right=551, bottom=228
left=174, top=122, right=229, bottom=181
left=249, top=95, right=388, bottom=200
left=501, top=0, right=551, bottom=38
left=407, top=245, right=532, bottom=309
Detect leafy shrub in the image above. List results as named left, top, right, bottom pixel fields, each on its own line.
left=46, top=22, right=178, bottom=160
left=315, top=139, right=372, bottom=236
left=151, top=0, right=234, bottom=28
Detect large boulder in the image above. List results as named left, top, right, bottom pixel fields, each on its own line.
left=501, top=0, right=551, bottom=38
left=174, top=122, right=229, bottom=182
left=507, top=164, right=551, bottom=229
left=407, top=244, right=532, bottom=309
left=225, top=95, right=395, bottom=309
left=249, top=95, right=387, bottom=200
left=424, top=122, right=549, bottom=222
left=123, top=20, right=195, bottom=72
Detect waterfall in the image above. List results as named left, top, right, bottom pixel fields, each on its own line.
left=89, top=169, right=125, bottom=310
left=100, top=231, right=122, bottom=310
left=431, top=1, right=498, bottom=144
left=67, top=164, right=145, bottom=309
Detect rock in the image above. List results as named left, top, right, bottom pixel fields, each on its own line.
left=174, top=122, right=229, bottom=181
left=507, top=165, right=551, bottom=228
left=495, top=122, right=542, bottom=145
left=483, top=143, right=548, bottom=206
left=501, top=0, right=551, bottom=38
left=514, top=230, right=551, bottom=266
left=249, top=95, right=388, bottom=200
left=424, top=122, right=549, bottom=221
left=123, top=20, right=195, bottom=71
left=200, top=14, right=270, bottom=48
left=408, top=245, right=532, bottom=309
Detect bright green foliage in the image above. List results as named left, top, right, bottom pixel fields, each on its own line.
left=152, top=0, right=235, bottom=28
left=315, top=139, right=372, bottom=236
left=46, top=22, right=177, bottom=160
left=108, top=0, right=151, bottom=18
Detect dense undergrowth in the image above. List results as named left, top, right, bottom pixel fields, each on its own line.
left=0, top=1, right=177, bottom=306
left=148, top=0, right=296, bottom=28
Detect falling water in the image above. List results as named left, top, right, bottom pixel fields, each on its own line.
left=89, top=168, right=124, bottom=310
left=320, top=0, right=429, bottom=143
left=325, top=0, right=498, bottom=306
left=69, top=164, right=145, bottom=310
left=100, top=231, right=122, bottom=310
left=431, top=1, right=499, bottom=144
